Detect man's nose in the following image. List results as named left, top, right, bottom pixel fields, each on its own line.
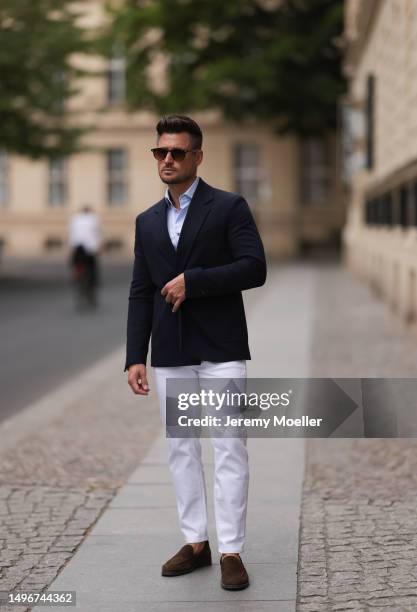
left=164, top=151, right=174, bottom=162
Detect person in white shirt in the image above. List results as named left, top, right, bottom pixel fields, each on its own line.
left=69, top=206, right=101, bottom=254
left=68, top=206, right=102, bottom=307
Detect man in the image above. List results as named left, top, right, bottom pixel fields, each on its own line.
left=125, top=115, right=266, bottom=590
left=68, top=205, right=101, bottom=308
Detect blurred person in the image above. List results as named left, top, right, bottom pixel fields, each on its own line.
left=68, top=205, right=101, bottom=309
left=125, top=115, right=267, bottom=590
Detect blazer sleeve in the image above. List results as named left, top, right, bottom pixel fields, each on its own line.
left=183, top=196, right=267, bottom=298
left=124, top=217, right=155, bottom=370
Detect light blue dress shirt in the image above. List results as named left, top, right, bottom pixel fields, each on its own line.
left=165, top=177, right=200, bottom=249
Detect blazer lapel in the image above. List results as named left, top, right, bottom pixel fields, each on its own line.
left=175, top=178, right=214, bottom=271
left=152, top=198, right=177, bottom=264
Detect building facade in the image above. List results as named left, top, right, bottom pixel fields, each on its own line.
left=0, top=0, right=345, bottom=261
left=344, top=0, right=417, bottom=321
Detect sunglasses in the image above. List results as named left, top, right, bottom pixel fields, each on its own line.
left=151, top=147, right=199, bottom=162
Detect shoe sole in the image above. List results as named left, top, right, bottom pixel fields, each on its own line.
left=221, top=581, right=250, bottom=590
left=162, top=559, right=212, bottom=577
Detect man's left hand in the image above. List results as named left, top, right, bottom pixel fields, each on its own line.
left=161, top=273, right=186, bottom=313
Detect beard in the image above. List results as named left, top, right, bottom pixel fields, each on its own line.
left=159, top=167, right=195, bottom=184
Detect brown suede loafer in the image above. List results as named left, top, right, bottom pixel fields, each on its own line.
left=220, top=554, right=249, bottom=590
left=162, top=541, right=212, bottom=576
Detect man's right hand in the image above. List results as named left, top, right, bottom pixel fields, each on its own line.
left=127, top=364, right=149, bottom=395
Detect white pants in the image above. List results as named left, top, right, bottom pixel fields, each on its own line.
left=154, top=360, right=249, bottom=554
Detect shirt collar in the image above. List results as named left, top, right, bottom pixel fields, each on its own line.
left=165, top=176, right=200, bottom=210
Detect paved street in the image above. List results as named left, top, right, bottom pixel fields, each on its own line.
left=2, top=261, right=417, bottom=610
left=0, top=260, right=132, bottom=421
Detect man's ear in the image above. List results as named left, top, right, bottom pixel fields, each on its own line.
left=196, top=150, right=203, bottom=166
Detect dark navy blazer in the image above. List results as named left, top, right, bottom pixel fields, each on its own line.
left=125, top=178, right=267, bottom=369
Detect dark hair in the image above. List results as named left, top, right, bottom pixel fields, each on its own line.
left=156, top=115, right=203, bottom=149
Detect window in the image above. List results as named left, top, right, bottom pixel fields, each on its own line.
left=52, top=70, right=67, bottom=113
left=48, top=157, right=68, bottom=206
left=365, top=198, right=379, bottom=225
left=413, top=181, right=417, bottom=226
left=365, top=199, right=371, bottom=224
left=107, top=149, right=128, bottom=205
left=107, top=46, right=126, bottom=105
left=234, top=143, right=262, bottom=205
left=366, top=74, right=375, bottom=170
left=399, top=185, right=409, bottom=228
left=372, top=199, right=379, bottom=224
left=365, top=195, right=387, bottom=226
left=383, top=193, right=393, bottom=225
left=300, top=137, right=330, bottom=206
left=341, top=101, right=366, bottom=185
left=0, top=151, right=9, bottom=206
left=104, top=238, right=124, bottom=252
left=44, top=237, right=63, bottom=251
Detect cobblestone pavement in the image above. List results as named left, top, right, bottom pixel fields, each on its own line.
left=0, top=349, right=161, bottom=612
left=0, top=486, right=112, bottom=612
left=298, top=264, right=417, bottom=612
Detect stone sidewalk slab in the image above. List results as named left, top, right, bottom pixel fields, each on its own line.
left=37, top=266, right=313, bottom=611
left=17, top=261, right=417, bottom=611
left=45, top=436, right=303, bottom=610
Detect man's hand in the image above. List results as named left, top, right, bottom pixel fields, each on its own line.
left=127, top=364, right=149, bottom=395
left=161, top=273, right=186, bottom=313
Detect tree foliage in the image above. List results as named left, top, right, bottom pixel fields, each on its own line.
left=0, top=0, right=92, bottom=158
left=109, top=0, right=345, bottom=134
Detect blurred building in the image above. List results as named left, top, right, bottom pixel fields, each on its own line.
left=0, top=0, right=345, bottom=261
left=344, top=0, right=417, bottom=321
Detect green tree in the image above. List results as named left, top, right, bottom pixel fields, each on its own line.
left=109, top=0, right=345, bottom=135
left=0, top=0, right=92, bottom=158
